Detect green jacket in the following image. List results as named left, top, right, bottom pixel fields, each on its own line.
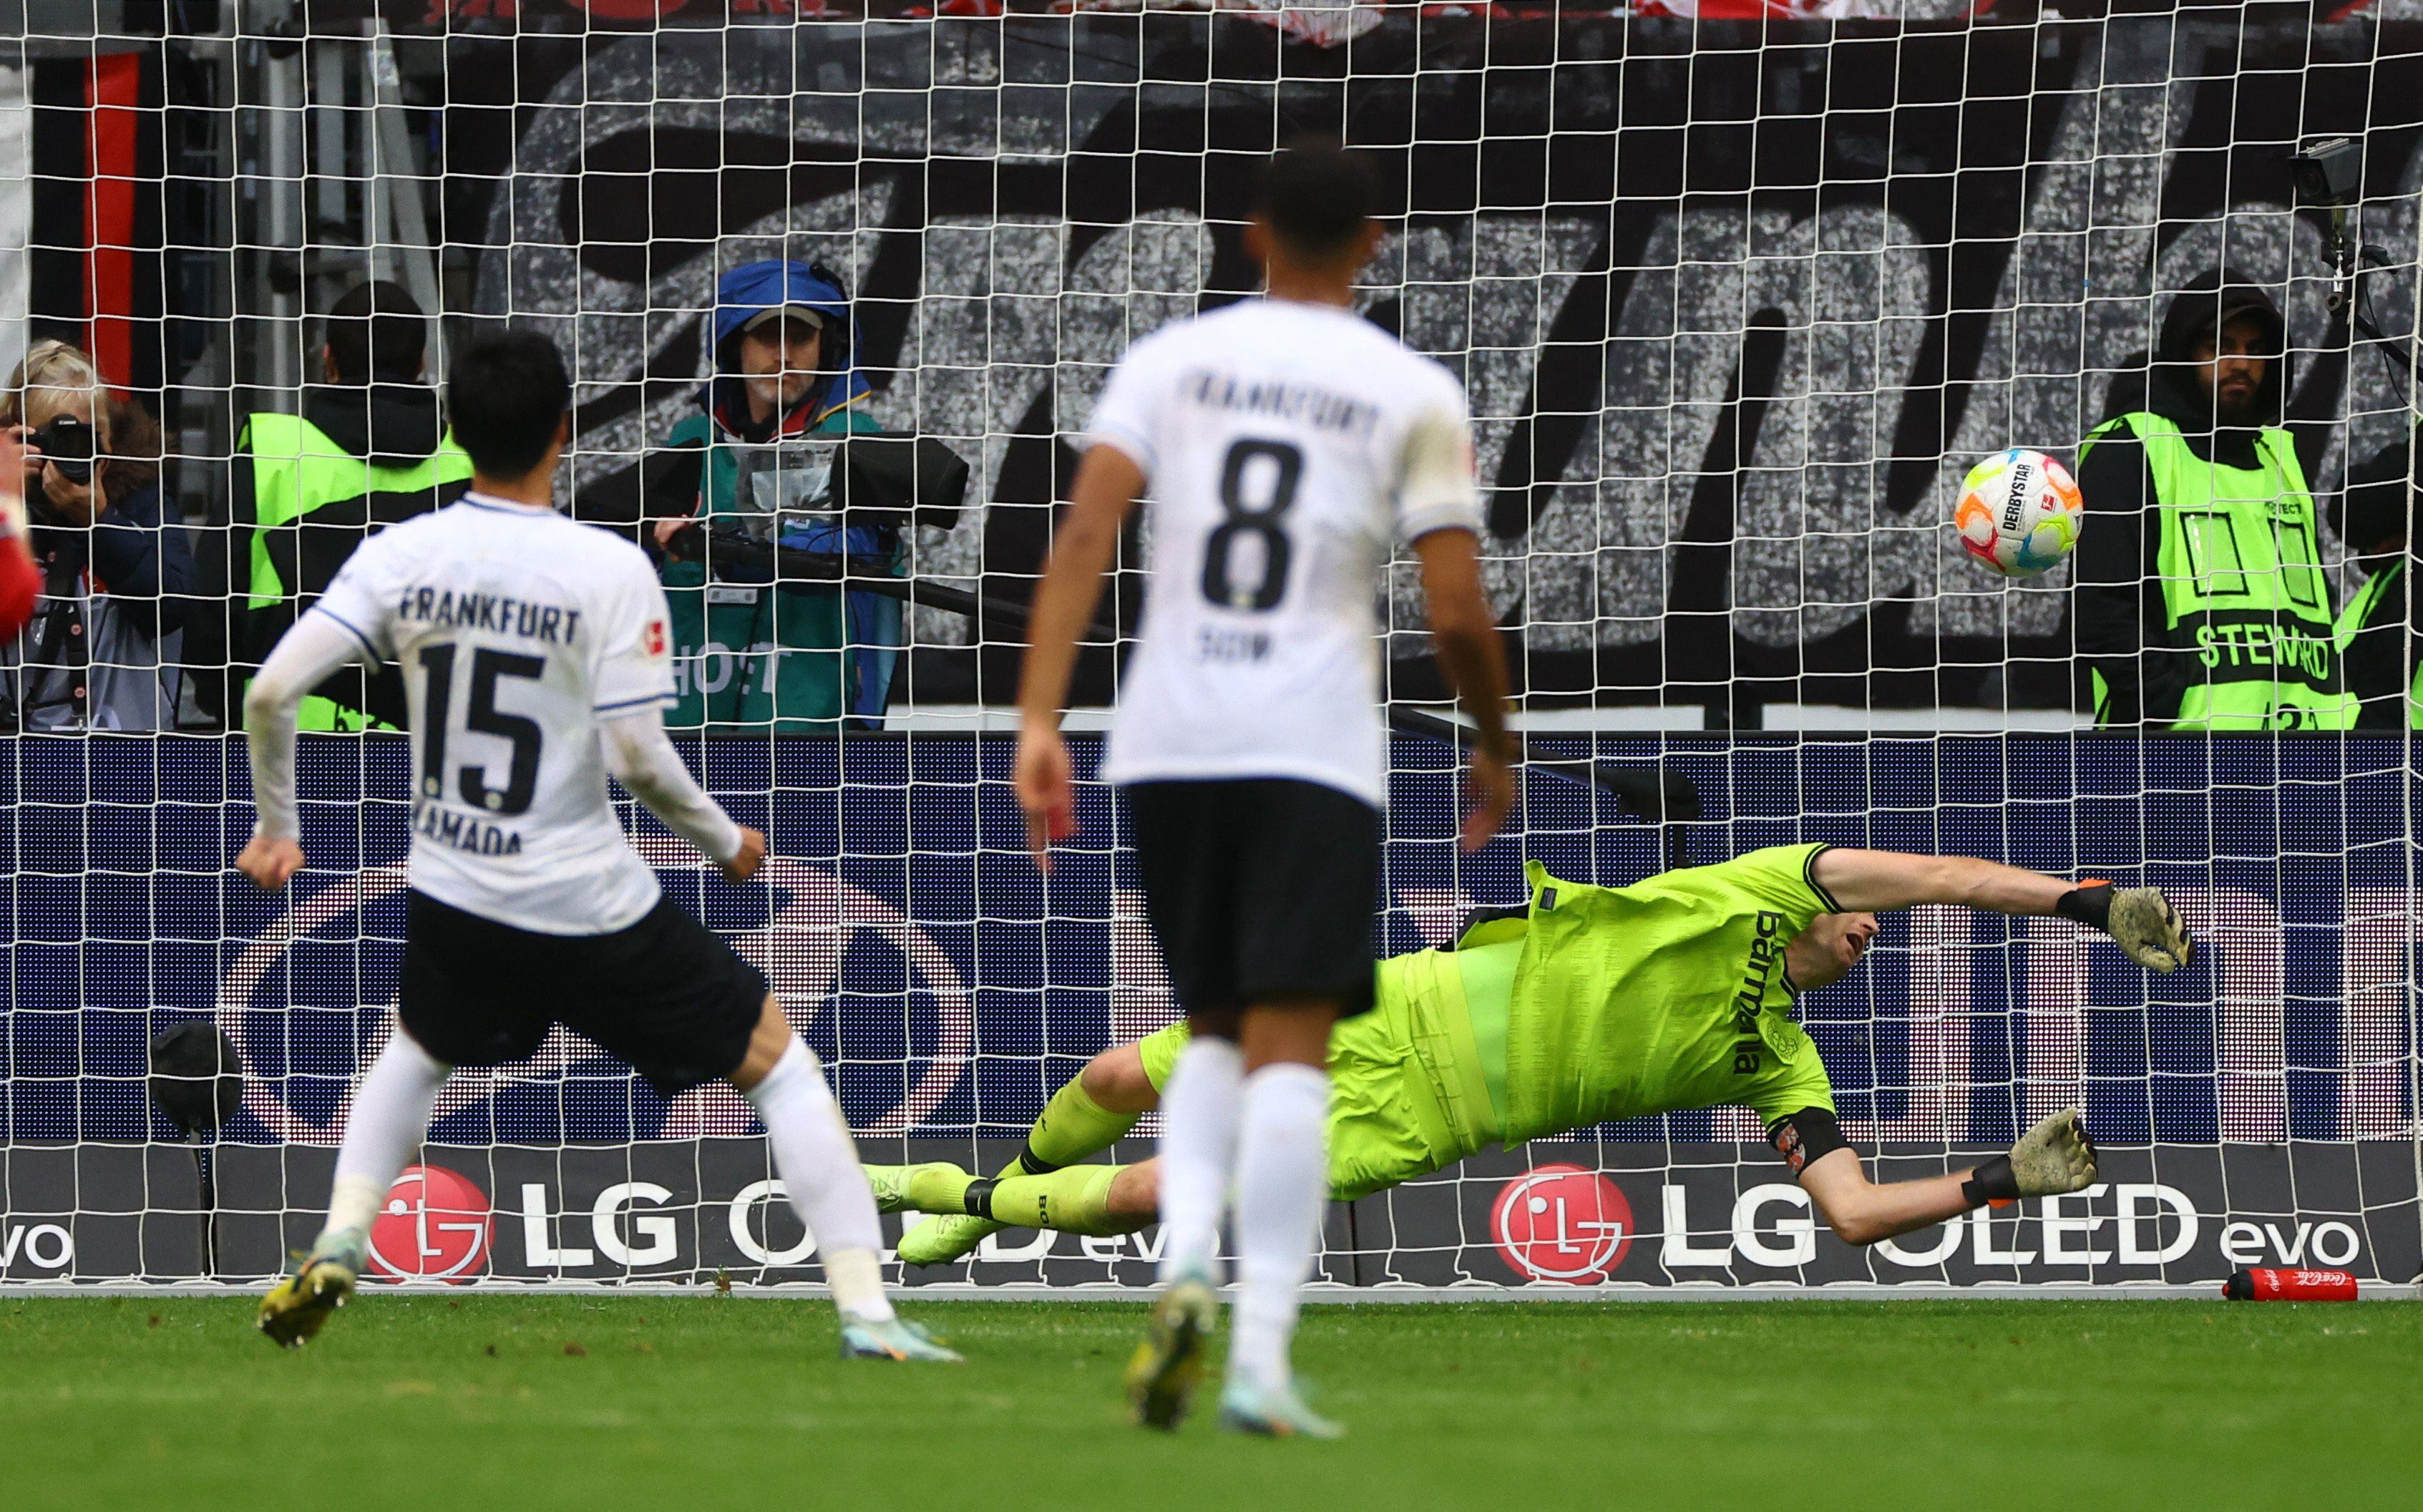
left=239, top=409, right=472, bottom=731
left=2079, top=411, right=2352, bottom=731
left=660, top=401, right=890, bottom=731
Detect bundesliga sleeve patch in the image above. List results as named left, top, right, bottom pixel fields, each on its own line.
left=644, top=618, right=667, bottom=658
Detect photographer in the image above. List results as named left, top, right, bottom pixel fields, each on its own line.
left=0, top=340, right=200, bottom=731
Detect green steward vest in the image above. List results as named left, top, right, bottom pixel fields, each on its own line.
left=2079, top=411, right=2352, bottom=730
left=240, top=411, right=472, bottom=731
left=2334, top=557, right=2423, bottom=728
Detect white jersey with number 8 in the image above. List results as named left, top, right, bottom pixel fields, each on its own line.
left=311, top=494, right=679, bottom=935
left=1086, top=298, right=1483, bottom=806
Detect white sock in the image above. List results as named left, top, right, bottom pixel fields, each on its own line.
left=1229, top=1062, right=1330, bottom=1394
left=744, top=1038, right=894, bottom=1324
left=318, top=1032, right=452, bottom=1255
left=1154, top=1035, right=1245, bottom=1285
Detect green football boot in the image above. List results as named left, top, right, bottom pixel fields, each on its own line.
left=1125, top=1273, right=1217, bottom=1430
left=896, top=1212, right=1003, bottom=1267
left=258, top=1230, right=366, bottom=1350
left=862, top=1161, right=967, bottom=1216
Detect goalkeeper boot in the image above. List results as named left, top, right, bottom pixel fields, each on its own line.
left=897, top=1212, right=1003, bottom=1268
left=863, top=1161, right=966, bottom=1216
left=839, top=1315, right=964, bottom=1363
left=258, top=1229, right=365, bottom=1350
left=1126, top=1272, right=1217, bottom=1430
left=2009, top=1106, right=2097, bottom=1198
left=1217, top=1376, right=1345, bottom=1441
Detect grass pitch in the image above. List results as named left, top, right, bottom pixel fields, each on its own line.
left=4, top=1296, right=2415, bottom=1511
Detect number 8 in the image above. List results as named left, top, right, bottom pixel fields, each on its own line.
left=1201, top=438, right=1304, bottom=612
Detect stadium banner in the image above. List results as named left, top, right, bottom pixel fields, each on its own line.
left=406, top=11, right=2423, bottom=710
left=6, top=1137, right=2417, bottom=1287
left=4, top=732, right=2420, bottom=1287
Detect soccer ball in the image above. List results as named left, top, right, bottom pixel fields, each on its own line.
left=1954, top=449, right=2084, bottom=577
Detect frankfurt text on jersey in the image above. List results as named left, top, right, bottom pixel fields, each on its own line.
left=1175, top=369, right=1380, bottom=438
left=396, top=586, right=584, bottom=645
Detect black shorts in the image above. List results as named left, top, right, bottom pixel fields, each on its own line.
left=398, top=890, right=769, bottom=1096
left=1123, top=778, right=1380, bottom=1018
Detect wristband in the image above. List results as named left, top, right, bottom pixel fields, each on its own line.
left=2054, top=881, right=2115, bottom=932
left=1961, top=1153, right=2019, bottom=1209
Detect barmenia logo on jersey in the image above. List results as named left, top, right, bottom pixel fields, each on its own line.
left=1490, top=1164, right=1634, bottom=1283
left=367, top=1164, right=493, bottom=1282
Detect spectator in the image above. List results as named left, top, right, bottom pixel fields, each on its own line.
left=2072, top=269, right=2354, bottom=729
left=649, top=259, right=897, bottom=729
left=0, top=339, right=199, bottom=730
left=217, top=280, right=471, bottom=729
left=2333, top=424, right=2422, bottom=729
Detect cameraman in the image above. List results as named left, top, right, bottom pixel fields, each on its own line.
left=648, top=260, right=900, bottom=730
left=0, top=339, right=200, bottom=731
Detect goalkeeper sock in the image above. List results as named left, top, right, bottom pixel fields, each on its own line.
left=1020, top=1074, right=1139, bottom=1172
left=1229, top=1063, right=1331, bottom=1395
left=319, top=1033, right=451, bottom=1254
left=958, top=1165, right=1130, bottom=1236
left=744, top=1036, right=894, bottom=1324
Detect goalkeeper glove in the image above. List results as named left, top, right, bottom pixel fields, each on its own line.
left=1964, top=1106, right=2098, bottom=1206
left=2057, top=882, right=2192, bottom=973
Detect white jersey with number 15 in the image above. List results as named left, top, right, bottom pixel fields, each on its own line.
left=1087, top=298, right=1483, bottom=808
left=311, top=494, right=679, bottom=936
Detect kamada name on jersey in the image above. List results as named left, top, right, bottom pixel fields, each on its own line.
left=413, top=800, right=525, bottom=856
left=396, top=585, right=584, bottom=645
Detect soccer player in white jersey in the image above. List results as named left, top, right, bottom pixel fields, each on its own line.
left=1017, top=141, right=1516, bottom=1437
left=242, top=331, right=956, bottom=1362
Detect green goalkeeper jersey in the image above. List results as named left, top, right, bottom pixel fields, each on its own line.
left=1136, top=844, right=1845, bottom=1195
left=1471, top=844, right=1842, bottom=1145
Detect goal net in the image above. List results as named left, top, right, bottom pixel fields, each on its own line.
left=2, top=3, right=2420, bottom=1292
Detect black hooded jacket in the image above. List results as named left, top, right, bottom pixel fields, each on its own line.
left=2336, top=424, right=2423, bottom=727
left=2072, top=270, right=2345, bottom=726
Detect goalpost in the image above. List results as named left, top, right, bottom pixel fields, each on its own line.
left=2, top=4, right=2421, bottom=1294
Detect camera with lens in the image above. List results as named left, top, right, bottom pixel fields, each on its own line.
left=2291, top=137, right=2363, bottom=208
left=29, top=414, right=94, bottom=486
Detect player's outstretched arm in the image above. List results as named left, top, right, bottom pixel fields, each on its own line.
left=1810, top=847, right=2191, bottom=972
left=1013, top=443, right=1146, bottom=865
left=1413, top=525, right=1514, bottom=852
left=237, top=613, right=374, bottom=890
left=1788, top=1106, right=2099, bottom=1247
left=599, top=703, right=764, bottom=883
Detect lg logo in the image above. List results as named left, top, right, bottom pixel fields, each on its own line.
left=1491, top=1165, right=1634, bottom=1284
left=367, top=1165, right=492, bottom=1282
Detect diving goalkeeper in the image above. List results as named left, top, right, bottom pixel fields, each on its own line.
left=869, top=844, right=2191, bottom=1259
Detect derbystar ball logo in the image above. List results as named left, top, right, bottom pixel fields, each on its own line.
left=1491, top=1164, right=1634, bottom=1284
left=368, top=1164, right=493, bottom=1283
